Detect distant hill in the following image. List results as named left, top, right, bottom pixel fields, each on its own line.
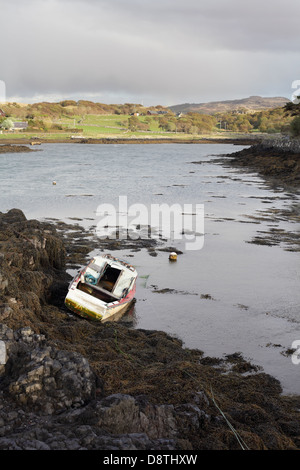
left=0, top=101, right=167, bottom=119
left=169, top=96, right=290, bottom=115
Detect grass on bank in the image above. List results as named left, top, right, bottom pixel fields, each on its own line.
left=0, top=112, right=267, bottom=142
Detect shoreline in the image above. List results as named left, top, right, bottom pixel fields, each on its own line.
left=222, top=142, right=300, bottom=189
left=0, top=209, right=300, bottom=450
left=0, top=136, right=257, bottom=149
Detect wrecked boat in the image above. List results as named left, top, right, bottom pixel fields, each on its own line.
left=65, top=254, right=138, bottom=321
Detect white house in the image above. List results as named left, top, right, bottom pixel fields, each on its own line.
left=12, top=122, right=28, bottom=131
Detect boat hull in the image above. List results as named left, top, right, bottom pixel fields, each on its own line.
left=65, top=283, right=136, bottom=321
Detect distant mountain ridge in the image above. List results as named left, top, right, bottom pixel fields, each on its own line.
left=168, top=96, right=290, bottom=115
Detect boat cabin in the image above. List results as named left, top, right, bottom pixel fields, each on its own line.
left=76, top=257, right=135, bottom=304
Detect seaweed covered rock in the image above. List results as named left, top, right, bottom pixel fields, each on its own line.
left=224, top=143, right=300, bottom=187
left=0, top=145, right=33, bottom=154
left=0, top=209, right=68, bottom=330
left=0, top=209, right=300, bottom=450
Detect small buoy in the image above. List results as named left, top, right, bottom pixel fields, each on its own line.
left=52, top=181, right=56, bottom=185
left=169, top=252, right=177, bottom=261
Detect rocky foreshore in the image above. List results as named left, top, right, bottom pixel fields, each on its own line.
left=0, top=209, right=300, bottom=450
left=0, top=136, right=257, bottom=147
left=0, top=144, right=35, bottom=154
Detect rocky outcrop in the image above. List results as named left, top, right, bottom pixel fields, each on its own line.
left=224, top=140, right=300, bottom=187
left=0, top=209, right=299, bottom=450
left=0, top=144, right=34, bottom=154
left=3, top=327, right=95, bottom=415
left=0, top=209, right=67, bottom=330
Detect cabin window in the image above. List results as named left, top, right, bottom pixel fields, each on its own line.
left=98, top=265, right=122, bottom=292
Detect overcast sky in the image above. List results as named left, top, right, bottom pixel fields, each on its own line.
left=1, top=0, right=300, bottom=106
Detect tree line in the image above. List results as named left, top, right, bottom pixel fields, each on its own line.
left=284, top=97, right=300, bottom=136
left=1, top=99, right=300, bottom=136
left=146, top=107, right=294, bottom=135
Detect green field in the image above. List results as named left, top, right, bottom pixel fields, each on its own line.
left=58, top=113, right=173, bottom=136
left=0, top=113, right=216, bottom=140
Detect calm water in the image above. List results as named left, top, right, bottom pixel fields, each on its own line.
left=1, top=143, right=299, bottom=394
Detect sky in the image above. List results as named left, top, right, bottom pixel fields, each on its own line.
left=1, top=0, right=300, bottom=106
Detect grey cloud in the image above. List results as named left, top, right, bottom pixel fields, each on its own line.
left=0, top=0, right=299, bottom=104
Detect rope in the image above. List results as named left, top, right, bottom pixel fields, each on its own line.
left=209, top=385, right=250, bottom=450
left=183, top=368, right=251, bottom=450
